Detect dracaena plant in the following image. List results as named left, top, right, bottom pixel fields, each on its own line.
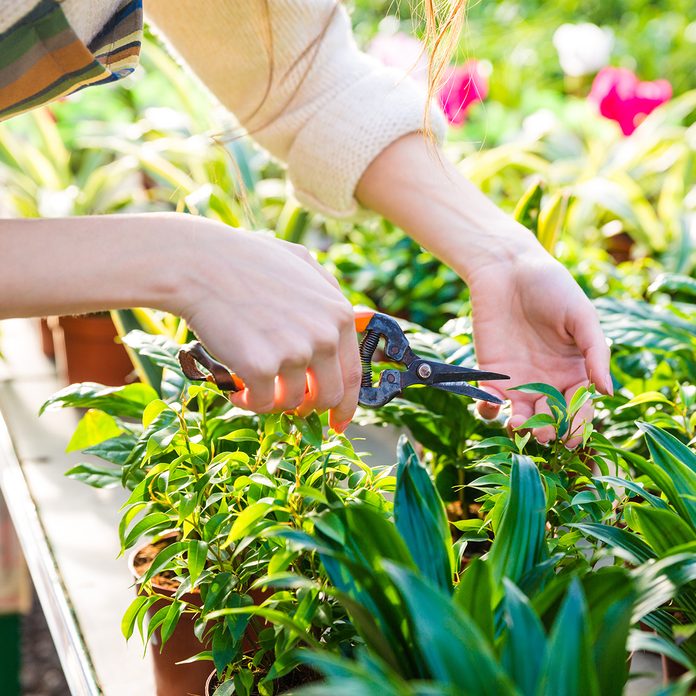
left=571, top=422, right=696, bottom=664
left=269, top=437, right=696, bottom=695
left=41, top=331, right=392, bottom=694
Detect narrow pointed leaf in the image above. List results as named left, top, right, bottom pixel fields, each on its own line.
left=394, top=436, right=453, bottom=592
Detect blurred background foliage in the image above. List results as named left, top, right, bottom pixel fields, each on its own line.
left=0, top=0, right=694, bottom=338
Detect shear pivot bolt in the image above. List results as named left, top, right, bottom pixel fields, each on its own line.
left=386, top=373, right=396, bottom=383
left=388, top=346, right=398, bottom=356
left=417, top=364, right=432, bottom=379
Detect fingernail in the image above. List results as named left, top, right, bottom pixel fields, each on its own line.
left=604, top=374, right=614, bottom=396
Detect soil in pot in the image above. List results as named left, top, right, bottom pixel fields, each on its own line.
left=53, top=314, right=134, bottom=386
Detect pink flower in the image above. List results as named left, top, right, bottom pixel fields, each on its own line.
left=367, top=32, right=428, bottom=83
left=589, top=67, right=672, bottom=136
left=438, top=60, right=488, bottom=126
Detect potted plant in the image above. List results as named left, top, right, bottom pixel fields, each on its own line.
left=42, top=331, right=392, bottom=695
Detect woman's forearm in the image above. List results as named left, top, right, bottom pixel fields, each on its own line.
left=356, top=133, right=543, bottom=278
left=0, top=213, right=190, bottom=319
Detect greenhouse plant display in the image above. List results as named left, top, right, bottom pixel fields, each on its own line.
left=1, top=0, right=693, bottom=693
left=42, top=314, right=696, bottom=694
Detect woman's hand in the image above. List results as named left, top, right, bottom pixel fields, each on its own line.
left=177, top=220, right=362, bottom=432
left=0, top=214, right=360, bottom=430
left=356, top=133, right=612, bottom=447
left=466, top=251, right=612, bottom=447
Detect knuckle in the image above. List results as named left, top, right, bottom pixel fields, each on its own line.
left=281, top=344, right=312, bottom=368
left=312, top=328, right=340, bottom=356
left=243, top=357, right=279, bottom=382
left=332, top=304, right=354, bottom=330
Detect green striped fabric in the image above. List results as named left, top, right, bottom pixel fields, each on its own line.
left=0, top=0, right=142, bottom=122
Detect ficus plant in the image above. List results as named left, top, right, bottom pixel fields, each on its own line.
left=41, top=331, right=393, bottom=695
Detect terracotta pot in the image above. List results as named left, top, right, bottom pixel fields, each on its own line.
left=605, top=231, right=635, bottom=264
left=129, top=537, right=212, bottom=696
left=38, top=318, right=56, bottom=360
left=129, top=536, right=270, bottom=696
left=205, top=671, right=218, bottom=696
left=52, top=314, right=134, bottom=386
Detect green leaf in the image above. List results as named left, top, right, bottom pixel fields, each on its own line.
left=224, top=501, right=272, bottom=546
left=111, top=311, right=163, bottom=393
left=571, top=522, right=656, bottom=565
left=121, top=596, right=157, bottom=640
left=539, top=579, right=599, bottom=696
left=639, top=421, right=696, bottom=473
left=188, top=540, right=208, bottom=585
left=500, top=579, right=546, bottom=696
left=511, top=383, right=565, bottom=410
left=616, top=391, right=673, bottom=411
left=145, top=603, right=171, bottom=646
left=123, top=512, right=173, bottom=551
left=41, top=382, right=158, bottom=418
left=583, top=569, right=635, bottom=696
left=632, top=553, right=696, bottom=621
left=220, top=429, right=259, bottom=443
left=637, top=422, right=696, bottom=530
left=161, top=600, right=187, bottom=645
left=518, top=414, right=556, bottom=429
left=513, top=177, right=543, bottom=231
left=594, top=476, right=669, bottom=510
left=394, top=436, right=453, bottom=593
left=511, top=383, right=569, bottom=436
left=628, top=631, right=694, bottom=672
left=627, top=505, right=696, bottom=555
left=385, top=563, right=516, bottom=695
left=138, top=541, right=187, bottom=585
left=65, top=462, right=121, bottom=489
left=487, top=455, right=547, bottom=591
left=648, top=273, right=696, bottom=299
left=454, top=559, right=494, bottom=644
left=66, top=410, right=123, bottom=452
left=293, top=412, right=324, bottom=448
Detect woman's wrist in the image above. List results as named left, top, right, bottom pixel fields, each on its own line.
left=444, top=219, right=545, bottom=282
left=356, top=133, right=547, bottom=283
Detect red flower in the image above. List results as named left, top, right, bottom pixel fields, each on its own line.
left=438, top=60, right=488, bottom=126
left=589, top=66, right=672, bottom=136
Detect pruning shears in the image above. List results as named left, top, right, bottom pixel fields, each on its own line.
left=178, top=310, right=509, bottom=408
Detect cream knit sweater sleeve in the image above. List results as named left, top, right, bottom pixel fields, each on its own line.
left=144, top=0, right=446, bottom=218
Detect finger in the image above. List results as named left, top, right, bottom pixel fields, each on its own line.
left=532, top=396, right=555, bottom=444
left=296, top=353, right=344, bottom=417
left=476, top=383, right=507, bottom=420
left=507, top=398, right=535, bottom=437
left=329, top=326, right=362, bottom=433
left=564, top=381, right=594, bottom=449
left=570, top=303, right=612, bottom=395
left=275, top=364, right=310, bottom=413
left=229, top=357, right=278, bottom=413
